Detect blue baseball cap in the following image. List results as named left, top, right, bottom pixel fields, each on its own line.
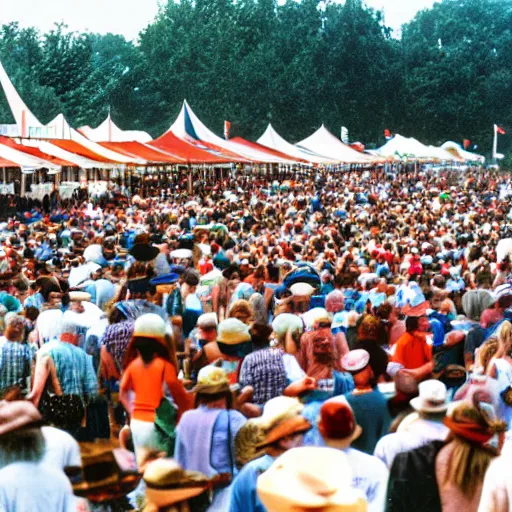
left=150, top=273, right=180, bottom=286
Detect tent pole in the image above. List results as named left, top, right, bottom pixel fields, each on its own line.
left=2, top=168, right=5, bottom=184
left=20, top=171, right=26, bottom=198
left=187, top=166, right=193, bottom=195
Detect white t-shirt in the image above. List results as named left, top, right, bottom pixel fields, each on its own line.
left=344, top=447, right=389, bottom=512
left=282, top=353, right=306, bottom=382
left=41, top=426, right=81, bottom=469
left=0, top=462, right=77, bottom=512
left=374, top=417, right=449, bottom=469
left=478, top=455, right=512, bottom=512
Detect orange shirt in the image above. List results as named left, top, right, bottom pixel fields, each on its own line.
left=392, top=332, right=432, bottom=370
left=120, top=357, right=192, bottom=422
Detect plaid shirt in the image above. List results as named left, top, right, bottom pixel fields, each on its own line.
left=239, top=348, right=288, bottom=405
left=38, top=340, right=98, bottom=400
left=101, top=321, right=135, bottom=372
left=0, top=337, right=34, bottom=394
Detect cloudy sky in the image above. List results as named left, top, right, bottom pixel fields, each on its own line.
left=0, top=0, right=436, bottom=40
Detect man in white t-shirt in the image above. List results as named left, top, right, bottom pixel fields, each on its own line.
left=0, top=401, right=78, bottom=512
left=41, top=426, right=81, bottom=469
left=373, top=380, right=450, bottom=469
left=318, top=396, right=389, bottom=512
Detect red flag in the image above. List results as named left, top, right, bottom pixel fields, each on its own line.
left=224, top=121, right=231, bottom=140
left=497, top=126, right=506, bottom=135
left=463, top=139, right=470, bottom=150
left=384, top=129, right=392, bottom=140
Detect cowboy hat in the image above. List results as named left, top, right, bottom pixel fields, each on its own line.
left=72, top=447, right=140, bottom=502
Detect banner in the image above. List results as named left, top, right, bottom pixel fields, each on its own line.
left=341, top=126, right=349, bottom=144
left=224, top=120, right=231, bottom=140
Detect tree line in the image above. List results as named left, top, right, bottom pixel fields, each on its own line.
left=0, top=0, right=510, bottom=157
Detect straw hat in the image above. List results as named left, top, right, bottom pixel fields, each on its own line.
left=254, top=396, right=304, bottom=429
left=133, top=313, right=166, bottom=341
left=192, top=365, right=230, bottom=395
left=143, top=458, right=208, bottom=507
left=255, top=415, right=312, bottom=449
left=290, top=282, right=315, bottom=297
left=217, top=318, right=251, bottom=345
left=68, top=291, right=92, bottom=303
left=318, top=397, right=362, bottom=449
left=257, top=447, right=367, bottom=512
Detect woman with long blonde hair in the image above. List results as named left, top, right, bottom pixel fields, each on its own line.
left=486, top=320, right=512, bottom=429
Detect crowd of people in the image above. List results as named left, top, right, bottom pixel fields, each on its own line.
left=0, top=165, right=511, bottom=511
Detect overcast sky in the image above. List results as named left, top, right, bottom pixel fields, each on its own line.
left=0, top=0, right=436, bottom=41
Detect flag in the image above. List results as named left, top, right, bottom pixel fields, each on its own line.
left=341, top=126, right=349, bottom=144
left=463, top=139, right=470, bottom=150
left=493, top=124, right=505, bottom=159
left=384, top=129, right=392, bottom=140
left=224, top=120, right=231, bottom=140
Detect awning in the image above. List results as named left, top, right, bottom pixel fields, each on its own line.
left=0, top=137, right=76, bottom=166
left=100, top=141, right=185, bottom=164
left=0, top=140, right=59, bottom=169
left=151, top=130, right=237, bottom=164
left=230, top=137, right=307, bottom=164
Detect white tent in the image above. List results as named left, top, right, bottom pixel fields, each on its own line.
left=79, top=115, right=152, bottom=143
left=0, top=62, right=139, bottom=165
left=441, top=141, right=485, bottom=163
left=425, top=145, right=463, bottom=161
left=257, top=124, right=335, bottom=165
left=376, top=134, right=435, bottom=159
left=169, top=101, right=296, bottom=164
left=296, top=125, right=376, bottom=164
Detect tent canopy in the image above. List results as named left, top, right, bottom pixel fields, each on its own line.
left=169, top=101, right=294, bottom=164
left=296, top=125, right=376, bottom=164
left=257, top=124, right=334, bottom=165
left=441, top=141, right=485, bottom=163
left=79, top=115, right=152, bottom=143
left=230, top=136, right=307, bottom=164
